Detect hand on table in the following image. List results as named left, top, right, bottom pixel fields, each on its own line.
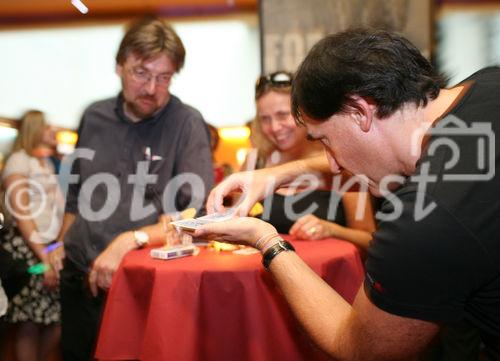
left=207, top=168, right=282, bottom=216
left=194, top=217, right=278, bottom=250
left=88, top=232, right=133, bottom=297
left=289, top=214, right=334, bottom=240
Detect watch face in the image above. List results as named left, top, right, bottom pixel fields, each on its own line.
left=134, top=231, right=149, bottom=246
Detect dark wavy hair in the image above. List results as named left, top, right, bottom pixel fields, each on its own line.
left=292, top=28, right=446, bottom=123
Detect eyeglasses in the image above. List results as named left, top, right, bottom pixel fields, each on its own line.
left=129, top=67, right=173, bottom=87
left=255, top=71, right=293, bottom=97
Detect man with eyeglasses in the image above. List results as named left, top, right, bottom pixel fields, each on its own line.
left=49, top=17, right=214, bottom=361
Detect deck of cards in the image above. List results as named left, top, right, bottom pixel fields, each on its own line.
left=170, top=210, right=236, bottom=233
left=150, top=244, right=199, bottom=260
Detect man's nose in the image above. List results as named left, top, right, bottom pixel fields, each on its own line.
left=326, top=150, right=341, bottom=174
left=144, top=78, right=157, bottom=95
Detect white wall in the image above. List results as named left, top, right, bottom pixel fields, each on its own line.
left=438, top=10, right=500, bottom=85
left=0, top=16, right=260, bottom=129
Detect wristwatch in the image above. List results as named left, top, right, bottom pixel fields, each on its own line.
left=133, top=230, right=150, bottom=248
left=262, top=240, right=295, bottom=269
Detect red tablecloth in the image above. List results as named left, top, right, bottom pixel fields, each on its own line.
left=95, top=237, right=364, bottom=361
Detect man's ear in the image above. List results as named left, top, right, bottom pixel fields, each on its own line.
left=116, top=63, right=123, bottom=77
left=346, top=95, right=376, bottom=133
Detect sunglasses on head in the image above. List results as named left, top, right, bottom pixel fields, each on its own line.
left=255, top=71, right=293, bottom=96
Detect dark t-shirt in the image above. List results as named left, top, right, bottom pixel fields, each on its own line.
left=365, top=67, right=500, bottom=350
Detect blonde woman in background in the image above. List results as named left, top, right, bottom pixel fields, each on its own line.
left=246, top=71, right=375, bottom=251
left=1, top=110, right=63, bottom=361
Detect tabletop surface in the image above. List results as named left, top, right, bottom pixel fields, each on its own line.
left=96, top=237, right=364, bottom=361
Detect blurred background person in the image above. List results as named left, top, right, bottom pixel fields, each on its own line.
left=243, top=118, right=273, bottom=171
left=207, top=123, right=233, bottom=184
left=1, top=110, right=64, bottom=361
left=246, top=71, right=375, bottom=251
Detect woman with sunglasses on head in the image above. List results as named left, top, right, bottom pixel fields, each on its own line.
left=245, top=71, right=375, bottom=251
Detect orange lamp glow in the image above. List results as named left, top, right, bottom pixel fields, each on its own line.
left=56, top=130, right=78, bottom=145
left=218, top=126, right=251, bottom=141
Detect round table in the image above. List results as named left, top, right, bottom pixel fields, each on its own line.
left=95, top=236, right=364, bottom=361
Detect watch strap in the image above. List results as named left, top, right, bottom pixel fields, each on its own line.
left=262, top=240, right=295, bottom=269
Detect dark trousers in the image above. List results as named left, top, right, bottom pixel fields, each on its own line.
left=60, top=260, right=105, bottom=361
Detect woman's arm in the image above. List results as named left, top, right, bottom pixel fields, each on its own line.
left=289, top=192, right=376, bottom=250
left=341, top=191, right=376, bottom=247
left=208, top=154, right=331, bottom=215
